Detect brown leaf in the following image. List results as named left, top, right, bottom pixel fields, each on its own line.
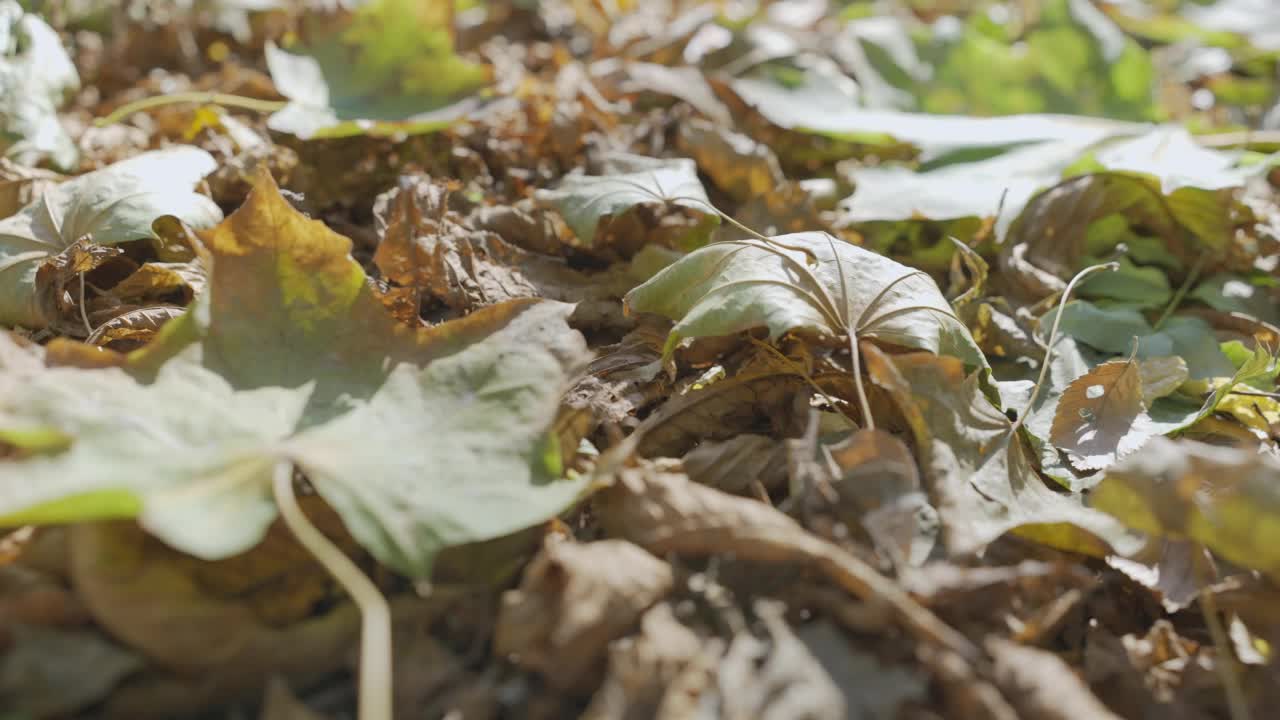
left=987, top=636, right=1123, bottom=720
left=582, top=602, right=703, bottom=720
left=494, top=537, right=674, bottom=691
left=67, top=519, right=365, bottom=716
left=596, top=462, right=980, bottom=661
left=683, top=434, right=787, bottom=496
left=675, top=118, right=784, bottom=203
left=1050, top=355, right=1153, bottom=470
left=86, top=305, right=186, bottom=351
left=827, top=428, right=939, bottom=567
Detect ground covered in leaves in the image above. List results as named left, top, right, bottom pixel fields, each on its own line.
left=2, top=1, right=1280, bottom=718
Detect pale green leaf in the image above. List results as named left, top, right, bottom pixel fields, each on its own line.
left=624, top=232, right=985, bottom=367
left=265, top=0, right=489, bottom=139
left=535, top=153, right=718, bottom=249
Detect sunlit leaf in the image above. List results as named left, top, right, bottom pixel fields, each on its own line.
left=0, top=148, right=222, bottom=329
left=265, top=0, right=489, bottom=139
left=0, top=1, right=79, bottom=169
left=536, top=153, right=718, bottom=250
left=625, top=232, right=985, bottom=367
left=0, top=170, right=590, bottom=578
left=1093, top=437, right=1280, bottom=582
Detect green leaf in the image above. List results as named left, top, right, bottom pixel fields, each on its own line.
left=1092, top=437, right=1280, bottom=582
left=1190, top=272, right=1280, bottom=325
left=265, top=0, right=489, bottom=139
left=0, top=147, right=222, bottom=329
left=535, top=153, right=719, bottom=249
left=624, top=232, right=985, bottom=367
left=728, top=65, right=1141, bottom=160
left=0, top=1, right=79, bottom=169
left=0, top=170, right=590, bottom=579
left=1046, top=300, right=1234, bottom=379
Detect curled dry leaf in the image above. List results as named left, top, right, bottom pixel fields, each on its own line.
left=581, top=602, right=703, bottom=720
left=595, top=462, right=981, bottom=661
left=987, top=637, right=1123, bottom=720
left=494, top=538, right=674, bottom=691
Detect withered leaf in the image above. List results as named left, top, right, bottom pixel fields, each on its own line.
left=1049, top=355, right=1155, bottom=471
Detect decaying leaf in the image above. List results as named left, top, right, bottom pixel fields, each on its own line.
left=0, top=148, right=222, bottom=329
left=1049, top=354, right=1156, bottom=470
left=1092, top=436, right=1280, bottom=582
left=536, top=153, right=719, bottom=252
left=596, top=462, right=981, bottom=661
left=0, top=169, right=590, bottom=580
left=863, top=344, right=1141, bottom=557
left=626, top=232, right=985, bottom=366
left=495, top=538, right=673, bottom=691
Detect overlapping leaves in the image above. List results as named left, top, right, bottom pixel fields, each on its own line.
left=0, top=169, right=590, bottom=579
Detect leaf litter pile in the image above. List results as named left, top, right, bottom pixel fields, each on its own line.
left=4, top=1, right=1280, bottom=718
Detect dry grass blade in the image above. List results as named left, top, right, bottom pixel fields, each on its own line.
left=596, top=464, right=981, bottom=661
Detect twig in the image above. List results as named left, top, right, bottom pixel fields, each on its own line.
left=1009, top=262, right=1119, bottom=436
left=1153, top=251, right=1209, bottom=331
left=1195, top=546, right=1252, bottom=720
left=95, top=92, right=287, bottom=127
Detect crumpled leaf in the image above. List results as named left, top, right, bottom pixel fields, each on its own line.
left=863, top=344, right=1141, bottom=557
left=0, top=147, right=222, bottom=329
left=597, top=462, right=980, bottom=660
left=536, top=153, right=719, bottom=251
left=987, top=637, right=1123, bottom=720
left=625, top=232, right=985, bottom=367
left=581, top=602, right=703, bottom=720
left=0, top=169, right=590, bottom=579
left=494, top=538, right=674, bottom=691
left=0, top=1, right=79, bottom=169
left=1092, top=436, right=1280, bottom=582
left=797, top=619, right=928, bottom=720
left=265, top=0, right=489, bottom=139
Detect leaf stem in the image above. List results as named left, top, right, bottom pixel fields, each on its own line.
left=271, top=463, right=392, bottom=720
left=848, top=333, right=874, bottom=430
left=1195, top=546, right=1252, bottom=720
left=1010, top=262, right=1119, bottom=436
left=1153, top=250, right=1208, bottom=331
left=95, top=92, right=288, bottom=127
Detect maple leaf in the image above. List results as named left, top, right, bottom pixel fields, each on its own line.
left=0, top=168, right=590, bottom=579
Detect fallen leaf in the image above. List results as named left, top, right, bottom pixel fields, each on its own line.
left=0, top=148, right=222, bottom=328
left=796, top=619, right=928, bottom=720
left=596, top=462, right=981, bottom=661
left=1049, top=354, right=1157, bottom=470
left=265, top=0, right=489, bottom=139
left=0, top=2, right=79, bottom=169
left=863, top=344, right=1141, bottom=557
left=625, top=231, right=985, bottom=366
left=494, top=538, right=674, bottom=691
left=581, top=602, right=703, bottom=720
left=0, top=169, right=591, bottom=579
left=536, top=152, right=719, bottom=251
left=1092, top=436, right=1280, bottom=582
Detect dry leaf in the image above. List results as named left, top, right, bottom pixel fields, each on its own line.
left=1050, top=355, right=1155, bottom=470
left=494, top=537, right=674, bottom=691
left=987, top=636, right=1123, bottom=720
left=596, top=462, right=980, bottom=661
